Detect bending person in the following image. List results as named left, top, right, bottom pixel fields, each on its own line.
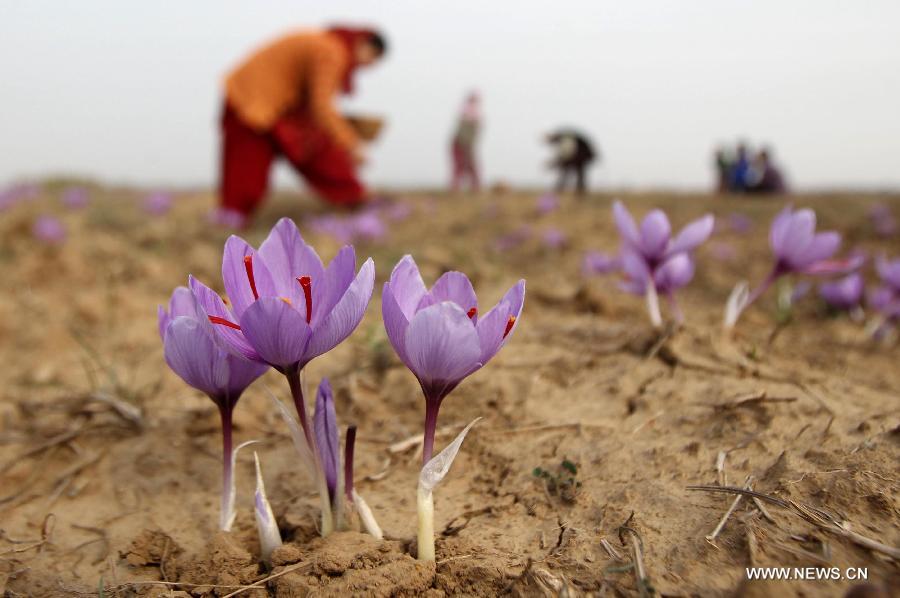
left=545, top=129, right=597, bottom=196
left=218, top=26, right=387, bottom=224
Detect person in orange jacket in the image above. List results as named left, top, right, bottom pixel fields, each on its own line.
left=217, top=26, right=387, bottom=224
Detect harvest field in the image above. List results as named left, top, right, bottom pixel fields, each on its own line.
left=0, top=187, right=898, bottom=596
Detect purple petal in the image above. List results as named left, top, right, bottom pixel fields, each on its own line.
left=189, top=276, right=261, bottom=362
left=163, top=316, right=230, bottom=400
left=257, top=218, right=325, bottom=305
left=223, top=354, right=268, bottom=403
left=654, top=253, right=695, bottom=292
left=310, top=246, right=357, bottom=327
left=158, top=286, right=196, bottom=340
left=621, top=250, right=650, bottom=283
left=868, top=286, right=897, bottom=311
left=639, top=210, right=671, bottom=258
left=791, top=231, right=840, bottom=269
left=157, top=305, right=170, bottom=341
left=774, top=208, right=816, bottom=262
left=612, top=201, right=640, bottom=248
left=222, top=235, right=278, bottom=318
left=417, top=271, right=478, bottom=321
left=238, top=297, right=312, bottom=370
left=404, top=302, right=483, bottom=400
left=388, top=255, right=428, bottom=319
left=304, top=258, right=375, bottom=363
left=581, top=251, right=620, bottom=276
left=819, top=273, right=864, bottom=310
left=876, top=255, right=900, bottom=290
left=768, top=205, right=795, bottom=254
left=667, top=215, right=714, bottom=256
left=313, top=378, right=340, bottom=500
left=382, top=282, right=412, bottom=367
left=476, top=280, right=525, bottom=364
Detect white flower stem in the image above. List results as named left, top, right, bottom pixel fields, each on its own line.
left=353, top=490, right=383, bottom=540
left=317, top=468, right=335, bottom=536
left=417, top=486, right=435, bottom=561
left=645, top=283, right=663, bottom=328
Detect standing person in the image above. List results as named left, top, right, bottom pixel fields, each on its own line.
left=748, top=148, right=788, bottom=194
left=729, top=142, right=751, bottom=192
left=450, top=92, right=482, bottom=192
left=217, top=26, right=387, bottom=225
left=713, top=146, right=732, bottom=193
left=545, top=129, right=598, bottom=196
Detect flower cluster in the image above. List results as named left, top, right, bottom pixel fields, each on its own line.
left=158, top=217, right=525, bottom=562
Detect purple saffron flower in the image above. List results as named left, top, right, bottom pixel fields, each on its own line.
left=313, top=378, right=340, bottom=502
left=582, top=251, right=620, bottom=276
left=541, top=227, right=567, bottom=249
left=613, top=201, right=713, bottom=326
left=613, top=200, right=715, bottom=266
left=32, top=215, right=67, bottom=245
left=725, top=205, right=864, bottom=329
left=351, top=210, right=387, bottom=242
left=1, top=182, right=40, bottom=210
left=307, top=214, right=354, bottom=244
left=382, top=255, right=525, bottom=463
left=876, top=255, right=900, bottom=292
left=868, top=204, right=897, bottom=238
left=208, top=207, right=248, bottom=229
left=143, top=191, right=173, bottom=216
left=869, top=285, right=900, bottom=319
left=193, top=217, right=373, bottom=455
left=158, top=286, right=268, bottom=530
left=769, top=205, right=844, bottom=274
left=868, top=255, right=900, bottom=322
left=819, top=273, right=864, bottom=311
left=536, top=193, right=560, bottom=216
left=196, top=218, right=375, bottom=373
left=493, top=225, right=532, bottom=252
left=386, top=201, right=413, bottom=222
left=61, top=186, right=90, bottom=210
left=727, top=212, right=753, bottom=234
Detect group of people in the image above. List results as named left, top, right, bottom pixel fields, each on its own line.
left=215, top=24, right=605, bottom=225
left=215, top=24, right=788, bottom=225
left=714, top=143, right=788, bottom=195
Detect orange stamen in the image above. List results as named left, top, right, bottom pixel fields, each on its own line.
left=503, top=315, right=516, bottom=338
left=297, top=276, right=312, bottom=324
left=243, top=255, right=259, bottom=300
left=208, top=315, right=241, bottom=330
left=467, top=307, right=477, bottom=319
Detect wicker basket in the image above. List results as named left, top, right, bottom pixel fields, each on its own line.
left=344, top=114, right=386, bottom=142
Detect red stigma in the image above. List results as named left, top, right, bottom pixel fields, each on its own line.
left=243, top=255, right=259, bottom=300
left=208, top=315, right=241, bottom=330
left=503, top=315, right=516, bottom=338
left=297, top=276, right=312, bottom=324
left=467, top=307, right=477, bottom=319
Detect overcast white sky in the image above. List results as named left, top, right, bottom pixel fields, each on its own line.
left=2, top=1, right=899, bottom=190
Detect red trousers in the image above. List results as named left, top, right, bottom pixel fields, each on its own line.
left=219, top=102, right=366, bottom=216
left=450, top=141, right=480, bottom=192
